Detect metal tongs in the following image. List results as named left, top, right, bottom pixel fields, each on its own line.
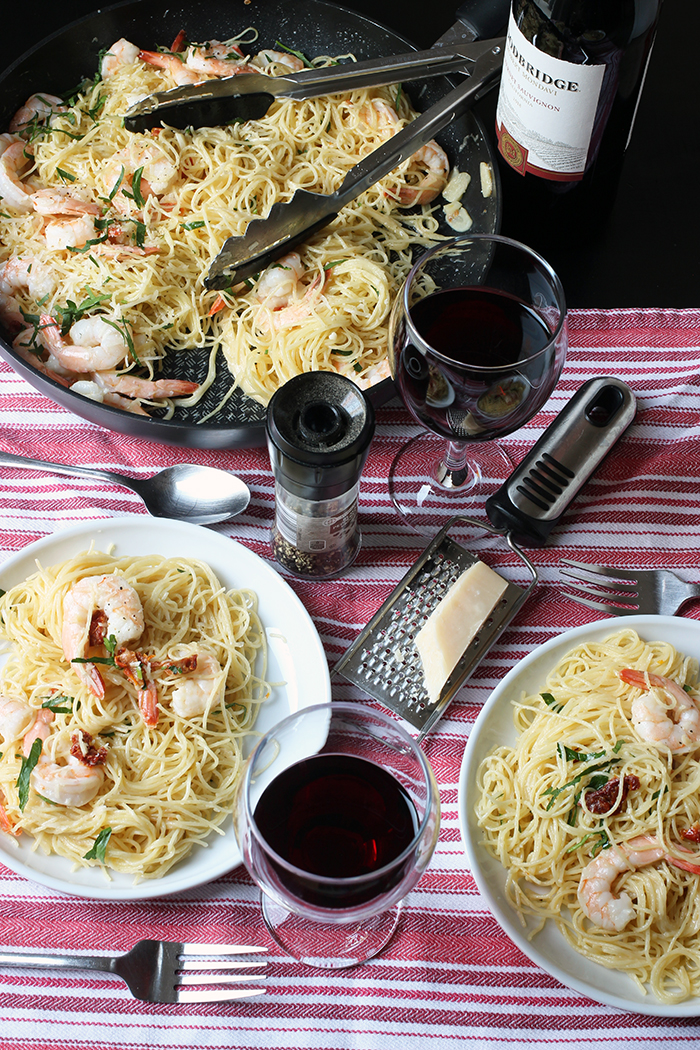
left=125, top=0, right=510, bottom=288
left=204, top=38, right=503, bottom=288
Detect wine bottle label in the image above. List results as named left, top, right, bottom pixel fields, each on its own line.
left=496, top=10, right=606, bottom=181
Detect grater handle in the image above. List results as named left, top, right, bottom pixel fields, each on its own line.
left=485, top=377, right=636, bottom=547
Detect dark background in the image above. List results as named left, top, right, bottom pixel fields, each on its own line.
left=1, top=0, right=696, bottom=309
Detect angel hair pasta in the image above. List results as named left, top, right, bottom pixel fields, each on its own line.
left=0, top=547, right=267, bottom=880
left=0, top=28, right=461, bottom=415
left=476, top=628, right=700, bottom=1005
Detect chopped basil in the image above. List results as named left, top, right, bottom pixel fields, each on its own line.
left=16, top=737, right=42, bottom=811
left=41, top=694, right=75, bottom=715
left=84, top=827, right=112, bottom=862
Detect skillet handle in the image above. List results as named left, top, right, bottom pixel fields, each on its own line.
left=455, top=0, right=511, bottom=40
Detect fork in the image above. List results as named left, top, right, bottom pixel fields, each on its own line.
left=560, top=559, right=700, bottom=616
left=0, top=939, right=267, bottom=1003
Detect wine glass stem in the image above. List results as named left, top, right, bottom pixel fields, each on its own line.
left=436, top=440, right=472, bottom=489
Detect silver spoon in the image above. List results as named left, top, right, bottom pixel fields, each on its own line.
left=0, top=450, right=250, bottom=525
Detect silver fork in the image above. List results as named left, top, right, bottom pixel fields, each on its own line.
left=560, top=559, right=700, bottom=616
left=0, top=939, right=267, bottom=1003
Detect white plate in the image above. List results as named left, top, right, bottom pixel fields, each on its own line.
left=459, top=614, right=700, bottom=1017
left=0, top=518, right=331, bottom=900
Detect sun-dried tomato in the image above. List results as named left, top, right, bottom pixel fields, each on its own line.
left=70, top=730, right=108, bottom=767
left=583, top=774, right=640, bottom=815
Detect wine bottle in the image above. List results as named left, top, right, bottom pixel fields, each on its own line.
left=493, top=0, right=663, bottom=238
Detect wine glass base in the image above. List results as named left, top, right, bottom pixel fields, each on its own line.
left=261, top=893, right=402, bottom=969
left=388, top=432, right=513, bottom=536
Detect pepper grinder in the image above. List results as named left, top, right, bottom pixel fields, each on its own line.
left=266, top=373, right=375, bottom=579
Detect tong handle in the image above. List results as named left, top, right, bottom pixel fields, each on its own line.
left=453, top=0, right=511, bottom=41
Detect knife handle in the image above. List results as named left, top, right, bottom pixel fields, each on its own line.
left=455, top=0, right=511, bottom=40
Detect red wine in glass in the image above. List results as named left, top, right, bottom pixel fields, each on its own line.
left=395, top=286, right=554, bottom=443
left=234, top=702, right=440, bottom=968
left=254, top=753, right=417, bottom=908
left=387, top=233, right=567, bottom=533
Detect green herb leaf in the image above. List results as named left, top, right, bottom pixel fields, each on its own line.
left=541, top=691, right=564, bottom=712
left=41, top=694, right=75, bottom=714
left=17, top=737, right=42, bottom=810
left=84, top=827, right=112, bottom=862
left=55, top=167, right=77, bottom=183
left=181, top=220, right=206, bottom=230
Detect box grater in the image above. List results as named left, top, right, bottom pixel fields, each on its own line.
left=332, top=377, right=636, bottom=739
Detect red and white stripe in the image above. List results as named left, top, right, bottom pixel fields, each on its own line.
left=1, top=307, right=700, bottom=1046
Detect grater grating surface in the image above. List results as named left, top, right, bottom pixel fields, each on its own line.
left=332, top=517, right=537, bottom=739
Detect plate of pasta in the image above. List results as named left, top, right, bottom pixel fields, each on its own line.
left=0, top=0, right=499, bottom=448
left=459, top=615, right=700, bottom=1016
left=0, top=517, right=330, bottom=899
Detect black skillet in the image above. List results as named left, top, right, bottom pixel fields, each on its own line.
left=0, top=0, right=501, bottom=449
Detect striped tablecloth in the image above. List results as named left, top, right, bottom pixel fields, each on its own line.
left=1, top=307, right=700, bottom=1047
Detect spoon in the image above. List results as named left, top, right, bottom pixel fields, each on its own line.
left=0, top=450, right=251, bottom=525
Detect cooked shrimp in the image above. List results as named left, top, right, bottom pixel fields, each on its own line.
left=43, top=213, right=97, bottom=250
left=170, top=650, right=225, bottom=719
left=352, top=359, right=391, bottom=389
left=62, top=573, right=145, bottom=698
left=0, top=696, right=37, bottom=742
left=578, top=834, right=700, bottom=931
left=39, top=314, right=130, bottom=373
left=114, top=648, right=159, bottom=727
left=101, top=38, right=140, bottom=78
left=360, top=98, right=401, bottom=138
left=620, top=668, right=700, bottom=751
left=0, top=257, right=56, bottom=301
left=399, top=140, right=450, bottom=206
left=95, top=370, right=199, bottom=400
left=8, top=92, right=66, bottom=135
left=22, top=708, right=54, bottom=756
left=185, top=41, right=256, bottom=77
left=252, top=49, right=305, bottom=73
left=254, top=252, right=305, bottom=309
left=31, top=188, right=101, bottom=217
left=0, top=134, right=34, bottom=213
left=254, top=254, right=326, bottom=330
left=68, top=377, right=150, bottom=415
left=31, top=753, right=104, bottom=807
left=102, top=142, right=178, bottom=203
left=138, top=49, right=205, bottom=86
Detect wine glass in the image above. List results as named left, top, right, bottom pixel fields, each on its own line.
left=233, top=702, right=440, bottom=969
left=388, top=233, right=567, bottom=533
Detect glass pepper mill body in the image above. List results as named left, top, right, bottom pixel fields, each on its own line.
left=266, top=373, right=375, bottom=580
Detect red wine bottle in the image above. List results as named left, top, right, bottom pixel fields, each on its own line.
left=494, top=0, right=663, bottom=237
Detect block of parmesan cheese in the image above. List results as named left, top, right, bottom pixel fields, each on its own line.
left=414, top=560, right=508, bottom=703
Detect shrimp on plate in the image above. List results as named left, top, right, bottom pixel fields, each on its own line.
left=62, top=573, right=145, bottom=698
left=31, top=756, right=104, bottom=807
left=114, top=647, right=223, bottom=726
left=620, top=668, right=700, bottom=751
left=578, top=835, right=700, bottom=932
left=169, top=650, right=225, bottom=719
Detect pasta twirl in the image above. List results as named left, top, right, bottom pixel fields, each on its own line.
left=0, top=549, right=267, bottom=880
left=476, top=628, right=700, bottom=1004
